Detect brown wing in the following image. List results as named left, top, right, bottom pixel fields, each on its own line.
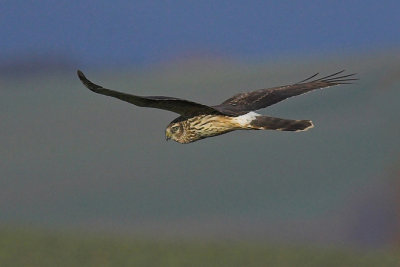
left=77, top=70, right=223, bottom=117
left=213, top=70, right=358, bottom=115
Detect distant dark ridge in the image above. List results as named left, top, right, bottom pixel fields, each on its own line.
left=0, top=55, right=77, bottom=78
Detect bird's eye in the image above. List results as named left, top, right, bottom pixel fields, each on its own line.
left=171, top=125, right=180, bottom=133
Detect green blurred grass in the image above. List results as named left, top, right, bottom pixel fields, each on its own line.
left=0, top=227, right=398, bottom=267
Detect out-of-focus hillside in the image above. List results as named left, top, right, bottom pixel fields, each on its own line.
left=0, top=227, right=398, bottom=267
left=1, top=51, right=400, bottom=249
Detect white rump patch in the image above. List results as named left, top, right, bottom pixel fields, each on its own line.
left=295, top=120, right=315, bottom=132
left=233, top=111, right=261, bottom=126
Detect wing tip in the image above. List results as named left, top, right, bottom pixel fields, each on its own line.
left=297, top=70, right=359, bottom=86
left=77, top=69, right=87, bottom=82
left=76, top=70, right=103, bottom=92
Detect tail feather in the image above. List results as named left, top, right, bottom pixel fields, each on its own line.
left=249, top=115, right=314, bottom=132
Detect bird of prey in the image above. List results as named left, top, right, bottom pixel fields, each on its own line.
left=77, top=70, right=357, bottom=144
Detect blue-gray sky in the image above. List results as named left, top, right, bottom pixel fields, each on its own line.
left=1, top=0, right=399, bottom=67
left=2, top=0, right=400, bottom=248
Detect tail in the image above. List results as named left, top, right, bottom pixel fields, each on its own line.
left=249, top=115, right=314, bottom=132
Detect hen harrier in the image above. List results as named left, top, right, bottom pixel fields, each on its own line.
left=77, top=70, right=356, bottom=144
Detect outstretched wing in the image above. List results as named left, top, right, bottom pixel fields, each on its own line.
left=213, top=70, right=357, bottom=115
left=77, top=70, right=223, bottom=117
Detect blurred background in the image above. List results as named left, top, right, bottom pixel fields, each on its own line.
left=1, top=1, right=400, bottom=266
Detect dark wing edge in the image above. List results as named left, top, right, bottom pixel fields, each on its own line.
left=213, top=70, right=358, bottom=115
left=77, top=70, right=223, bottom=117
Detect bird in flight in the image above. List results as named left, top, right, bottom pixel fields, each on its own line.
left=77, top=70, right=357, bottom=144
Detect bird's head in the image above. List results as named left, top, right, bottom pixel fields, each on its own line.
left=165, top=122, right=185, bottom=143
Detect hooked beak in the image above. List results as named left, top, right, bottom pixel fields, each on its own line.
left=165, top=131, right=171, bottom=141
